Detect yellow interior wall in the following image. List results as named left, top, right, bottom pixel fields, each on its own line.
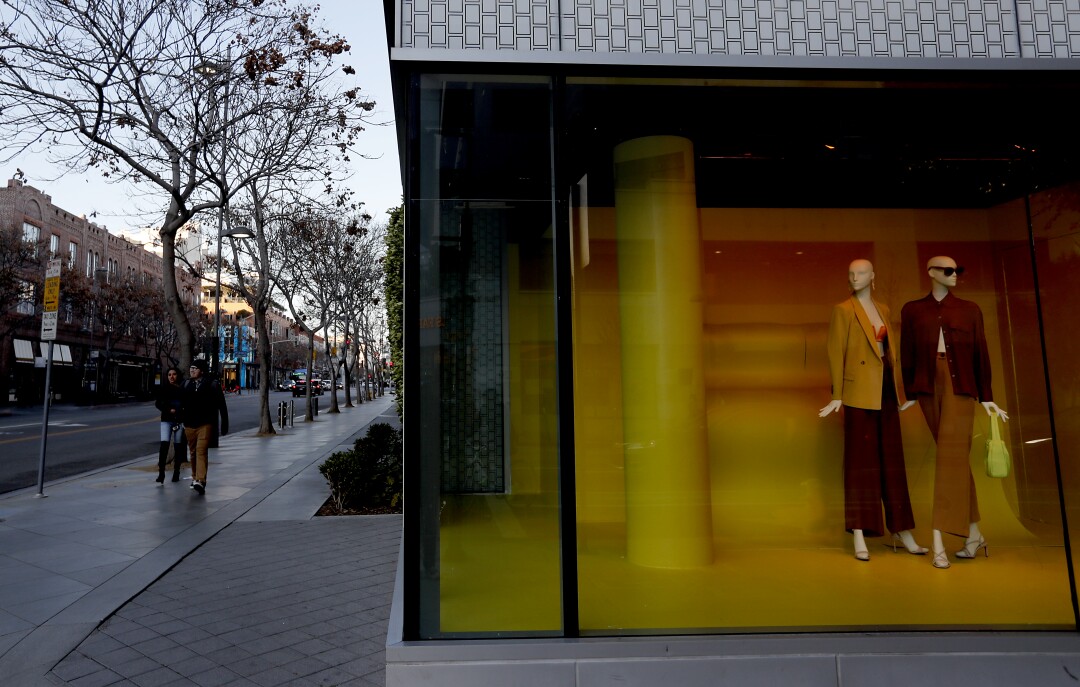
left=438, top=203, right=1076, bottom=634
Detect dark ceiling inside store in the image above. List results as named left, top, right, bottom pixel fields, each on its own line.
left=563, top=78, right=1080, bottom=209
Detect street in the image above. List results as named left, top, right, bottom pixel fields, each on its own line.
left=0, top=390, right=310, bottom=494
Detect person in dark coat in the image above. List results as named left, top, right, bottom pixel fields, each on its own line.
left=180, top=359, right=229, bottom=495
left=154, top=366, right=186, bottom=484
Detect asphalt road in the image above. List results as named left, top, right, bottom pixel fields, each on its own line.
left=0, top=390, right=310, bottom=495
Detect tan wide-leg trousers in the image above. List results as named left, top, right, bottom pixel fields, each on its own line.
left=184, top=424, right=213, bottom=484
left=917, top=354, right=979, bottom=537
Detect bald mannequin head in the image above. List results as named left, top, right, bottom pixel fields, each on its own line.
left=848, top=259, right=874, bottom=294
left=926, top=255, right=962, bottom=297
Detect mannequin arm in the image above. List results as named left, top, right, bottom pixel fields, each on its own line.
left=819, top=400, right=842, bottom=418
left=899, top=400, right=916, bottom=411
left=981, top=401, right=1008, bottom=422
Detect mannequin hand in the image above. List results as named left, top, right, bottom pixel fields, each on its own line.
left=819, top=400, right=842, bottom=418
left=981, top=401, right=1008, bottom=422
left=899, top=400, right=916, bottom=411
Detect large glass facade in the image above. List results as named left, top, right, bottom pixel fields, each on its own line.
left=412, top=76, right=563, bottom=637
left=408, top=73, right=1080, bottom=638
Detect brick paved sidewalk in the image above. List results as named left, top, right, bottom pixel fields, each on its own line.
left=48, top=517, right=401, bottom=687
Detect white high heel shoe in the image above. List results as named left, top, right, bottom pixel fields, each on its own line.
left=890, top=533, right=928, bottom=555
left=932, top=547, right=950, bottom=569
left=955, top=536, right=988, bottom=559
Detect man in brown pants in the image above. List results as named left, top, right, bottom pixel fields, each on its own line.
left=180, top=359, right=229, bottom=496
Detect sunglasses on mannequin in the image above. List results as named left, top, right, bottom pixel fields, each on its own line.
left=929, top=266, right=965, bottom=277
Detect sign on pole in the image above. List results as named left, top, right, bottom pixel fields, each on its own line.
left=36, top=259, right=61, bottom=497
left=41, top=259, right=61, bottom=341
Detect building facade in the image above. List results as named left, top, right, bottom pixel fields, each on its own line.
left=384, top=1, right=1080, bottom=684
left=199, top=282, right=306, bottom=390
left=1, top=178, right=201, bottom=404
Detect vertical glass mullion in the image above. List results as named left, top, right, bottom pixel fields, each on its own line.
left=551, top=74, right=580, bottom=638
left=401, top=70, right=422, bottom=642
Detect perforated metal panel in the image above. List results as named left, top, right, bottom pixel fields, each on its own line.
left=398, top=0, right=1080, bottom=59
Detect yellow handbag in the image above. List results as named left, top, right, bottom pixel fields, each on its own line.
left=985, top=414, right=1011, bottom=479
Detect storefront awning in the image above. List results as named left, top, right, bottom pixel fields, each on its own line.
left=14, top=338, right=35, bottom=363
left=36, top=342, right=73, bottom=365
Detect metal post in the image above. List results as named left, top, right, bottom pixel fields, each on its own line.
left=211, top=47, right=231, bottom=377
left=35, top=341, right=55, bottom=497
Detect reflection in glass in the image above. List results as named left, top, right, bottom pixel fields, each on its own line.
left=414, top=76, right=561, bottom=638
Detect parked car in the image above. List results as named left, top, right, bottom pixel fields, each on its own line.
left=291, top=378, right=323, bottom=397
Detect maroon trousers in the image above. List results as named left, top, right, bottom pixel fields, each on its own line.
left=917, top=353, right=979, bottom=537
left=843, top=359, right=916, bottom=537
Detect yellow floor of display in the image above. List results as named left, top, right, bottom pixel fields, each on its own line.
left=440, top=505, right=1073, bottom=634
left=438, top=390, right=1075, bottom=634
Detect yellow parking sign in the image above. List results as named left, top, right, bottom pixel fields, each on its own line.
left=44, top=279, right=60, bottom=311
left=41, top=259, right=61, bottom=340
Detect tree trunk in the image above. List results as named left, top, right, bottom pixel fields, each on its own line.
left=324, top=336, right=340, bottom=414
left=254, top=307, right=276, bottom=435
left=304, top=332, right=315, bottom=422
left=340, top=314, right=353, bottom=407
left=159, top=212, right=195, bottom=370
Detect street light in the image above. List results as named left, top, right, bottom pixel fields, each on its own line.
left=195, top=51, right=239, bottom=376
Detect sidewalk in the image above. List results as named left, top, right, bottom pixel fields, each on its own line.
left=0, top=394, right=401, bottom=686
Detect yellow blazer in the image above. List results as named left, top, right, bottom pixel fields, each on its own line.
left=827, top=295, right=907, bottom=410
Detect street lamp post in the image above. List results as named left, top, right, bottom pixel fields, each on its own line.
left=195, top=50, right=254, bottom=376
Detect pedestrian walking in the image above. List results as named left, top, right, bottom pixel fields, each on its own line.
left=180, top=359, right=229, bottom=495
left=154, top=366, right=186, bottom=484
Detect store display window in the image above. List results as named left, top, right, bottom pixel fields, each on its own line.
left=409, top=72, right=1080, bottom=638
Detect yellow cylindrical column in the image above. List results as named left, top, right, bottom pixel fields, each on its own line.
left=614, top=136, right=713, bottom=568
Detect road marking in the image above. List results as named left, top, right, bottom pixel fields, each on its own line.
left=0, top=418, right=157, bottom=445
left=0, top=421, right=89, bottom=429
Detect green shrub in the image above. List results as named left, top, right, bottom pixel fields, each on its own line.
left=319, top=422, right=403, bottom=513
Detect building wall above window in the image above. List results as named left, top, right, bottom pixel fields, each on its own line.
left=395, top=1, right=1080, bottom=59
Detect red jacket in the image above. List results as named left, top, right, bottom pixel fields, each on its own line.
left=900, top=292, right=993, bottom=402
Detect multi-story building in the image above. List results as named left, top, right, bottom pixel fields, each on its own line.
left=199, top=281, right=308, bottom=390
left=382, top=2, right=1080, bottom=684
left=0, top=178, right=201, bottom=404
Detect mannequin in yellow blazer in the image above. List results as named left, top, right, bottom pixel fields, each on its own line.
left=820, top=259, right=927, bottom=562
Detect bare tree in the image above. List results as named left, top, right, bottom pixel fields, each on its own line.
left=269, top=207, right=373, bottom=419
left=0, top=0, right=371, bottom=370
left=336, top=220, right=386, bottom=404
left=0, top=226, right=46, bottom=340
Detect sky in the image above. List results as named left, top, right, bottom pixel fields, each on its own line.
left=3, top=1, right=401, bottom=236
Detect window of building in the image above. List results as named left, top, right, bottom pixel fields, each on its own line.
left=69, top=241, right=78, bottom=269
left=49, top=234, right=59, bottom=257
left=16, top=279, right=35, bottom=315
left=412, top=75, right=561, bottom=639
left=23, top=222, right=40, bottom=256
left=407, top=73, right=1080, bottom=640
left=566, top=77, right=1078, bottom=636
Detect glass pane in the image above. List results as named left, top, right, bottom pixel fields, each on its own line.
left=1030, top=181, right=1080, bottom=613
left=414, top=76, right=561, bottom=638
left=567, top=77, right=1077, bottom=633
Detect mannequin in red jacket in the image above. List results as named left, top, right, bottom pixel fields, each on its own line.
left=900, top=256, right=1007, bottom=569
